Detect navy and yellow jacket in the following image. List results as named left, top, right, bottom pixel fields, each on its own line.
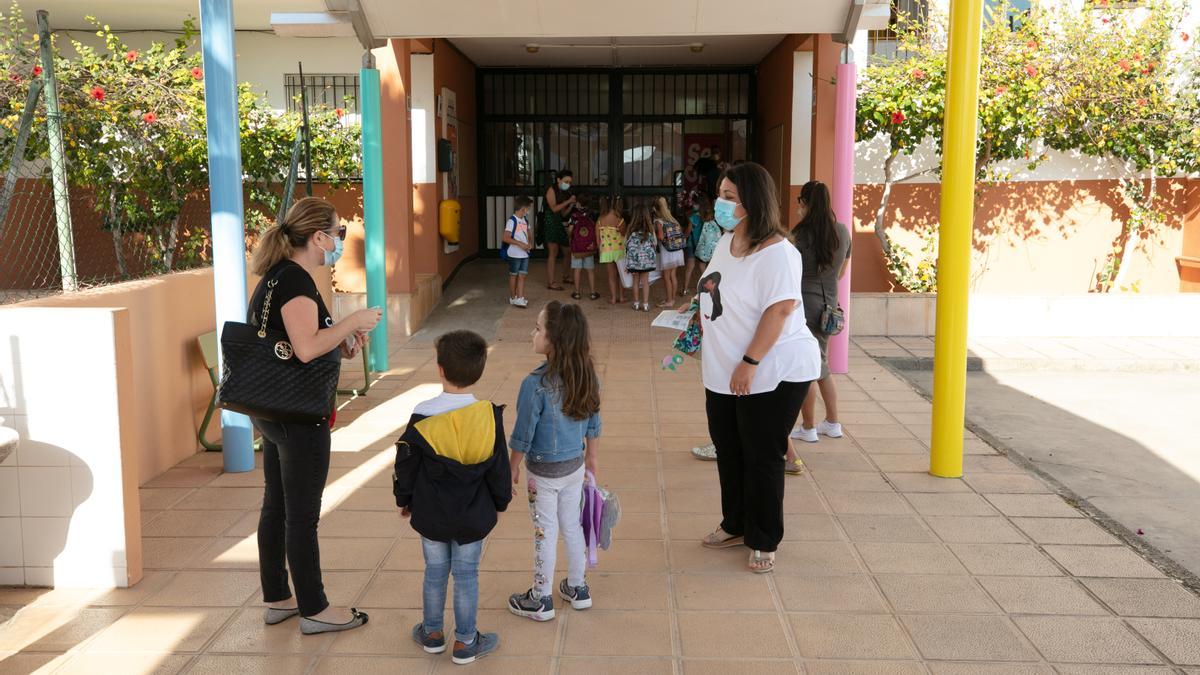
left=392, top=401, right=512, bottom=544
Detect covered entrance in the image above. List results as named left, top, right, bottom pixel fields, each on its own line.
left=476, top=68, right=754, bottom=253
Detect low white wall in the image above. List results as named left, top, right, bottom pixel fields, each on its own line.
left=851, top=293, right=1200, bottom=337
left=0, top=307, right=142, bottom=588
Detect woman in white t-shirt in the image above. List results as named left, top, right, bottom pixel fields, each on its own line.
left=696, top=162, right=820, bottom=574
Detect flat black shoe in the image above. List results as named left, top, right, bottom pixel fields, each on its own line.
left=300, top=608, right=369, bottom=635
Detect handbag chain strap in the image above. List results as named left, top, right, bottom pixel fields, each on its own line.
left=256, top=279, right=278, bottom=339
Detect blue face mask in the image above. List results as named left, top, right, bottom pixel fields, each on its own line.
left=559, top=182, right=571, bottom=192
left=322, top=233, right=344, bottom=266
left=714, top=197, right=742, bottom=231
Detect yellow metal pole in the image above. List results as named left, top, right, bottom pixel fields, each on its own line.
left=930, top=0, right=985, bottom=478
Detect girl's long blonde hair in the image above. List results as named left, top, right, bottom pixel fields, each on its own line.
left=653, top=196, right=680, bottom=226
left=250, top=197, right=338, bottom=275
left=541, top=301, right=601, bottom=420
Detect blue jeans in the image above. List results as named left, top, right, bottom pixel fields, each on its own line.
left=421, top=537, right=483, bottom=642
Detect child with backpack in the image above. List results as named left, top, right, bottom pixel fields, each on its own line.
left=568, top=196, right=601, bottom=300
left=596, top=196, right=627, bottom=305
left=623, top=203, right=658, bottom=312
left=692, top=194, right=722, bottom=280
left=394, top=330, right=512, bottom=664
left=653, top=196, right=686, bottom=307
left=508, top=301, right=602, bottom=622
left=501, top=196, right=534, bottom=308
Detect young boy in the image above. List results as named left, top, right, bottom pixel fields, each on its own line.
left=394, top=330, right=512, bottom=665
left=502, top=196, right=534, bottom=308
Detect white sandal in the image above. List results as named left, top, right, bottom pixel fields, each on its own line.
left=749, top=550, right=775, bottom=574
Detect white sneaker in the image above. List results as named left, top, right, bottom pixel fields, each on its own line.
left=508, top=297, right=518, bottom=306
left=790, top=426, right=819, bottom=443
left=816, top=420, right=843, bottom=438
left=515, top=297, right=529, bottom=308
left=691, top=443, right=717, bottom=461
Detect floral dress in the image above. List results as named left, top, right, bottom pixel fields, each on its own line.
left=599, top=223, right=624, bottom=264
left=624, top=231, right=658, bottom=273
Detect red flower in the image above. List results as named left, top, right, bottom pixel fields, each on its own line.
left=9, top=73, right=20, bottom=83
left=1141, top=63, right=1155, bottom=75
left=1026, top=40, right=1038, bottom=50
left=190, top=67, right=203, bottom=80
left=90, top=85, right=106, bottom=102
left=995, top=85, right=1008, bottom=95
left=125, top=50, right=138, bottom=63
left=1183, top=32, right=1191, bottom=42
left=1133, top=53, right=1143, bottom=61
left=335, top=107, right=345, bottom=118
left=1098, top=0, right=1109, bottom=6
left=911, top=68, right=925, bottom=80
left=1118, top=59, right=1131, bottom=72
left=142, top=112, right=157, bottom=124
left=1136, top=98, right=1148, bottom=107
left=1102, top=16, right=1111, bottom=24
left=1024, top=64, right=1038, bottom=77
left=891, top=110, right=906, bottom=125
left=31, top=65, right=42, bottom=77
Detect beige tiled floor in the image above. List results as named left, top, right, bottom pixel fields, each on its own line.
left=3, top=280, right=1200, bottom=674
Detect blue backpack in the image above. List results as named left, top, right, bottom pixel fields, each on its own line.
left=500, top=215, right=516, bottom=261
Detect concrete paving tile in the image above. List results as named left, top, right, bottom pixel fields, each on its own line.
left=837, top=515, right=936, bottom=543
left=564, top=657, right=676, bottom=674
left=856, top=543, right=968, bottom=575
left=976, top=576, right=1108, bottom=615
left=964, top=473, right=1052, bottom=494
left=142, top=537, right=216, bottom=570
left=789, top=613, right=916, bottom=659
left=1011, top=518, right=1122, bottom=545
left=1053, top=667, right=1174, bottom=675
left=673, top=573, right=776, bottom=610
left=0, top=607, right=127, bottom=653
left=949, top=544, right=1064, bottom=577
left=875, top=574, right=1001, bottom=614
left=174, top=487, right=263, bottom=511
left=925, top=664, right=1053, bottom=675
left=679, top=611, right=791, bottom=658
left=925, top=517, right=1028, bottom=544
left=54, top=652, right=192, bottom=675
left=906, top=493, right=1000, bottom=516
left=984, top=494, right=1083, bottom=519
left=1127, top=618, right=1200, bottom=665
left=1082, top=579, right=1200, bottom=618
left=1042, top=545, right=1165, bottom=579
left=887, top=473, right=973, bottom=493
left=901, top=614, right=1039, bottom=661
left=964, top=456, right=1026, bottom=474
left=207, top=608, right=333, bottom=654
left=825, top=491, right=914, bottom=515
left=803, top=660, right=924, bottom=674
left=812, top=470, right=894, bottom=492
left=857, top=438, right=930, bottom=455
left=143, top=571, right=260, bottom=607
left=681, top=659, right=798, bottom=674
left=1012, top=616, right=1160, bottom=664
left=313, top=656, right=430, bottom=674
left=85, top=607, right=236, bottom=653
left=773, top=542, right=865, bottom=575
left=562, top=610, right=673, bottom=656
left=794, top=452, right=877, bottom=472
left=869, top=455, right=932, bottom=473
left=773, top=575, right=888, bottom=613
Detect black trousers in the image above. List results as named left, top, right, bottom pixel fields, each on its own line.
left=255, top=418, right=331, bottom=617
left=705, top=380, right=811, bottom=552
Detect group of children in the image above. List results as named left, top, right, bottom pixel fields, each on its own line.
left=503, top=190, right=723, bottom=311
left=392, top=301, right=601, bottom=665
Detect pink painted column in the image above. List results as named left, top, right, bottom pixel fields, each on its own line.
left=829, top=53, right=856, bottom=375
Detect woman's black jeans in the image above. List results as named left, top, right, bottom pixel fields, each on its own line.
left=254, top=418, right=331, bottom=617
left=705, top=380, right=811, bottom=552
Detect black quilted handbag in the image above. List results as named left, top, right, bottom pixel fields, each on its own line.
left=217, top=272, right=340, bottom=424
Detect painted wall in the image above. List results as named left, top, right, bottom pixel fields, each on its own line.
left=756, top=35, right=805, bottom=214
left=411, top=53, right=441, bottom=278
left=0, top=307, right=142, bottom=588
left=373, top=39, right=416, bottom=295
left=851, top=179, right=1190, bottom=294
left=433, top=39, right=479, bottom=282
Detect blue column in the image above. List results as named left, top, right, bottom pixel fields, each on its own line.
left=360, top=60, right=389, bottom=372
left=200, top=0, right=254, bottom=473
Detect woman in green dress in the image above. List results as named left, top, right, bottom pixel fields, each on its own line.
left=543, top=169, right=576, bottom=291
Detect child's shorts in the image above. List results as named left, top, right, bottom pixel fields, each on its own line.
left=570, top=255, right=596, bottom=270
left=507, top=257, right=529, bottom=276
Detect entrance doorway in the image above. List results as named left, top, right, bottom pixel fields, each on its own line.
left=478, top=68, right=754, bottom=252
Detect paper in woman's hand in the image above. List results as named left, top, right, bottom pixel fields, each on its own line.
left=652, top=310, right=695, bottom=332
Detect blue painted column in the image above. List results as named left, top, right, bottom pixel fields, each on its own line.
left=360, top=55, right=389, bottom=372
left=200, top=0, right=254, bottom=473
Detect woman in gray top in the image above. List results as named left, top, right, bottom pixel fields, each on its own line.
left=788, top=181, right=851, bottom=453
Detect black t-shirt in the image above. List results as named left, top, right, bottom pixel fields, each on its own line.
left=248, top=260, right=332, bottom=335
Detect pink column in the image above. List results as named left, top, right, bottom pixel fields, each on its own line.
left=829, top=55, right=856, bottom=375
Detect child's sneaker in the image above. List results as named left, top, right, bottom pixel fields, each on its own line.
left=816, top=420, right=844, bottom=438
left=790, top=425, right=819, bottom=443
left=452, top=631, right=499, bottom=665
left=516, top=297, right=529, bottom=308
left=508, top=588, right=555, bottom=621
left=559, top=579, right=592, bottom=610
left=411, top=622, right=446, bottom=654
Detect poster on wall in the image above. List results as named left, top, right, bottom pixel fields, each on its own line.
left=680, top=134, right=725, bottom=214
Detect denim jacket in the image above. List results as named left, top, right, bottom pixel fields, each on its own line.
left=508, top=363, right=601, bottom=463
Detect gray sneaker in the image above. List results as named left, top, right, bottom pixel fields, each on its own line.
left=452, top=631, right=499, bottom=665
left=691, top=443, right=717, bottom=461
left=508, top=588, right=555, bottom=621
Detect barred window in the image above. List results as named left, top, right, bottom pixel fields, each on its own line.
left=284, top=73, right=359, bottom=115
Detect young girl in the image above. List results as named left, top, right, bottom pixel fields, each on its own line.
left=508, top=301, right=602, bottom=622
left=653, top=197, right=686, bottom=306
left=596, top=196, right=626, bottom=305
left=692, top=194, right=722, bottom=281
left=624, top=203, right=658, bottom=312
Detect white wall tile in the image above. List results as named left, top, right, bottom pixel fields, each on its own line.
left=23, top=566, right=52, bottom=587
left=0, top=517, right=22, bottom=566
left=0, top=467, right=19, bottom=517
left=19, top=467, right=73, bottom=517
left=21, top=516, right=69, bottom=567
left=0, top=567, right=23, bottom=585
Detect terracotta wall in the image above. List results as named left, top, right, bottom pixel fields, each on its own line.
left=852, top=179, right=1189, bottom=294
left=756, top=35, right=805, bottom=213
left=374, top=39, right=416, bottom=295
left=433, top=39, right=480, bottom=282
left=1181, top=180, right=1200, bottom=291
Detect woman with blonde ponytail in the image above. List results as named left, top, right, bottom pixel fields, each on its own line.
left=247, top=197, right=382, bottom=636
